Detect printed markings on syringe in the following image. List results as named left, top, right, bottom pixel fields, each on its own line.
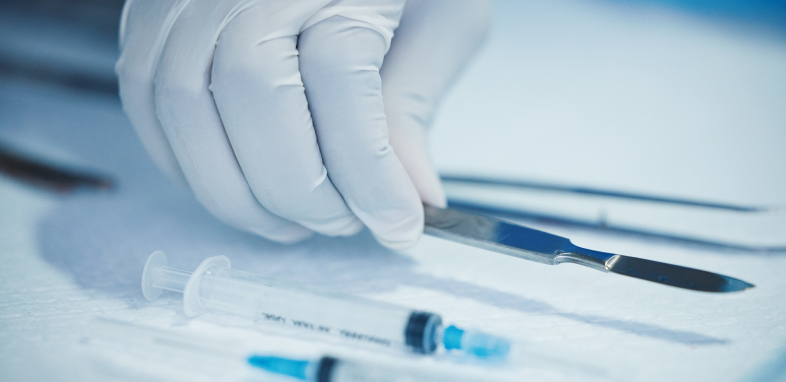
left=258, top=312, right=393, bottom=347
left=339, top=330, right=392, bottom=346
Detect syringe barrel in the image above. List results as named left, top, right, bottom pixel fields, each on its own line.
left=196, top=265, right=441, bottom=353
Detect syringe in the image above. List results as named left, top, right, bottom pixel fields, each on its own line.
left=249, top=354, right=496, bottom=382
left=142, top=251, right=510, bottom=358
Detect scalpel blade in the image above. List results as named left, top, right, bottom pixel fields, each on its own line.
left=423, top=205, right=754, bottom=293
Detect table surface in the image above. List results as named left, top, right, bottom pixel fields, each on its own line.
left=1, top=1, right=785, bottom=381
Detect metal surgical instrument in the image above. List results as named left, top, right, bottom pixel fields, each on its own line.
left=440, top=174, right=782, bottom=213
left=424, top=205, right=755, bottom=293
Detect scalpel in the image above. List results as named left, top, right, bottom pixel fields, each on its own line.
left=424, top=205, right=754, bottom=293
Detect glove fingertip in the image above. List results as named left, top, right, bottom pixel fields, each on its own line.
left=419, top=182, right=447, bottom=209
left=250, top=225, right=315, bottom=245
left=367, top=207, right=424, bottom=251
left=374, top=232, right=422, bottom=251
left=302, top=216, right=365, bottom=238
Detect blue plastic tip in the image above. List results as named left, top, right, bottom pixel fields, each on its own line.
left=247, top=355, right=310, bottom=380
left=466, top=332, right=510, bottom=358
left=443, top=325, right=465, bottom=350
left=443, top=325, right=511, bottom=359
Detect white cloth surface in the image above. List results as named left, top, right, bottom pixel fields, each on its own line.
left=1, top=0, right=786, bottom=381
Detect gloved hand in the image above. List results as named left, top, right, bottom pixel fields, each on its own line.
left=116, top=0, right=490, bottom=249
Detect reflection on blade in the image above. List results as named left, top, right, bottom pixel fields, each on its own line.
left=606, top=255, right=755, bottom=293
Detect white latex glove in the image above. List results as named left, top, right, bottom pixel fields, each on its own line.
left=116, top=0, right=490, bottom=250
